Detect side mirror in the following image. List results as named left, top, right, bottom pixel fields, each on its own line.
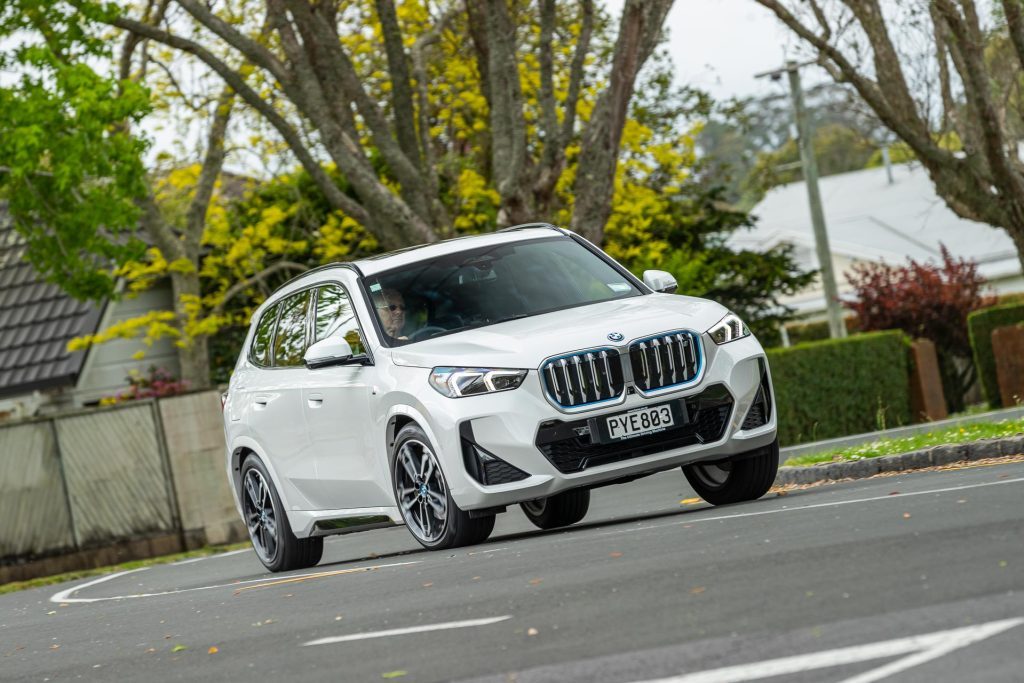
left=643, top=269, right=677, bottom=294
left=304, top=337, right=362, bottom=369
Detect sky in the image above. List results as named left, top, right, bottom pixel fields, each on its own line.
left=616, top=0, right=813, bottom=102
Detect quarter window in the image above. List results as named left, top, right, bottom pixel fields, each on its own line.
left=314, top=284, right=366, bottom=356
left=250, top=302, right=280, bottom=367
left=273, top=290, right=311, bottom=367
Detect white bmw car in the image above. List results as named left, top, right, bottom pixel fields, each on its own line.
left=223, top=224, right=778, bottom=572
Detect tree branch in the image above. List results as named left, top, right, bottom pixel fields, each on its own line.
left=212, top=261, right=308, bottom=315
left=103, top=11, right=370, bottom=227
left=183, top=88, right=233, bottom=261
left=375, top=0, right=422, bottom=171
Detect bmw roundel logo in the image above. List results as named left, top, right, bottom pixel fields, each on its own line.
left=607, top=332, right=624, bottom=342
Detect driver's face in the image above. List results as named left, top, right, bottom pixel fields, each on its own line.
left=378, top=292, right=406, bottom=337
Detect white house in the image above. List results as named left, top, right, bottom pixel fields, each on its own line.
left=737, top=162, right=1024, bottom=319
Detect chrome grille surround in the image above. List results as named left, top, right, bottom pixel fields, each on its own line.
left=628, top=329, right=704, bottom=397
left=540, top=347, right=626, bottom=412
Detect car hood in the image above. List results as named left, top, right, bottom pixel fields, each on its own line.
left=388, top=294, right=729, bottom=369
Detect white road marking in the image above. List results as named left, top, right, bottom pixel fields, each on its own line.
left=50, top=560, right=421, bottom=604
left=301, top=615, right=512, bottom=647
left=628, top=618, right=1024, bottom=683
left=467, top=547, right=509, bottom=556
left=172, top=548, right=251, bottom=565
left=595, top=476, right=1024, bottom=538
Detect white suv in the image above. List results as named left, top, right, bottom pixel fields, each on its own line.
left=223, top=225, right=778, bottom=572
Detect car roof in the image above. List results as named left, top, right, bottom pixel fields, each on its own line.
left=250, top=225, right=571, bottom=322
left=351, top=225, right=568, bottom=277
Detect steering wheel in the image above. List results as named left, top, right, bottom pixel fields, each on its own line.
left=409, top=325, right=448, bottom=341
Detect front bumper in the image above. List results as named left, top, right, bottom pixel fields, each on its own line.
left=413, top=334, right=777, bottom=511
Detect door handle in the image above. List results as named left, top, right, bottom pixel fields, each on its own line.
left=307, top=393, right=324, bottom=408
left=254, top=394, right=271, bottom=409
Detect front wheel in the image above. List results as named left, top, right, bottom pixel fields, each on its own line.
left=240, top=455, right=323, bottom=573
left=392, top=424, right=494, bottom=550
left=521, top=489, right=590, bottom=530
left=683, top=437, right=779, bottom=506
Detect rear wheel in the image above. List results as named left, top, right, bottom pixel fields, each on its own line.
left=521, top=489, right=591, bottom=530
left=683, top=438, right=779, bottom=506
left=392, top=425, right=494, bottom=550
left=240, top=455, right=323, bottom=573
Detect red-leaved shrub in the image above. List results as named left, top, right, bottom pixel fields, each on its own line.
left=844, top=246, right=994, bottom=412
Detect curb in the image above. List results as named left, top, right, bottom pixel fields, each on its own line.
left=773, top=435, right=1024, bottom=487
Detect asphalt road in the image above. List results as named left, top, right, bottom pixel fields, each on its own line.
left=2, top=460, right=1023, bottom=682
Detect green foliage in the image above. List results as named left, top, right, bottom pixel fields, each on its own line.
left=767, top=331, right=912, bottom=446
left=0, top=1, right=151, bottom=300
left=968, top=302, right=1024, bottom=407
left=780, top=317, right=860, bottom=347
left=740, top=123, right=875, bottom=207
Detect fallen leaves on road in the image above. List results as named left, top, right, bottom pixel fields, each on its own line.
left=888, top=491, right=900, bottom=496
left=528, top=578, right=543, bottom=586
left=527, top=628, right=539, bottom=636
left=49, top=644, right=59, bottom=650
left=903, top=513, right=912, bottom=519
left=422, top=582, right=433, bottom=588
left=680, top=498, right=701, bottom=505
left=689, top=586, right=705, bottom=595
left=380, top=671, right=407, bottom=679
left=1000, top=561, right=1008, bottom=568
left=609, top=552, right=623, bottom=559
left=171, top=645, right=186, bottom=653
left=208, top=646, right=218, bottom=655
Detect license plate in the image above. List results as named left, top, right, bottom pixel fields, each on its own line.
left=605, top=404, right=675, bottom=441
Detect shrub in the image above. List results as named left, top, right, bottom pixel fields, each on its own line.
left=843, top=246, right=993, bottom=413
left=782, top=316, right=859, bottom=346
left=100, top=366, right=188, bottom=405
left=767, top=331, right=912, bottom=446
left=968, top=302, right=1024, bottom=407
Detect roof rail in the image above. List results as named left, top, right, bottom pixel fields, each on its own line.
left=498, top=222, right=567, bottom=234
left=277, top=261, right=364, bottom=290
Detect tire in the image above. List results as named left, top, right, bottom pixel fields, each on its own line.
left=240, top=455, right=323, bottom=573
left=683, top=437, right=779, bottom=506
left=520, top=489, right=591, bottom=530
left=392, top=424, right=494, bottom=550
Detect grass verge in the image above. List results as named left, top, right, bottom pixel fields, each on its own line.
left=0, top=541, right=251, bottom=596
left=782, top=417, right=1024, bottom=468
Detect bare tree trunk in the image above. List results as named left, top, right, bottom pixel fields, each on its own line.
left=571, top=0, right=674, bottom=244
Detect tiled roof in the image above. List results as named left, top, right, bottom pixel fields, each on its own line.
left=0, top=204, right=104, bottom=398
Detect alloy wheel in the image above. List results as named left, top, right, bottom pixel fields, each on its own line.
left=394, top=439, right=449, bottom=544
left=242, top=468, right=278, bottom=564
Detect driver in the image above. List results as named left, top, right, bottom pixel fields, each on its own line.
left=375, top=288, right=408, bottom=340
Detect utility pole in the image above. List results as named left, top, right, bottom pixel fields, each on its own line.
left=756, top=60, right=846, bottom=339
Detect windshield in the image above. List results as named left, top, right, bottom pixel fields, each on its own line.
left=364, top=236, right=643, bottom=345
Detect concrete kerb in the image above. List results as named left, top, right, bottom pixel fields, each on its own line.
left=773, top=436, right=1024, bottom=488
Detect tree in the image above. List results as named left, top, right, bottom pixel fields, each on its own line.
left=844, top=247, right=994, bottom=412
left=91, top=0, right=675, bottom=248
left=754, top=0, right=1024, bottom=271
left=0, top=1, right=235, bottom=389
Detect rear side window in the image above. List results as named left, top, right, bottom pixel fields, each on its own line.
left=273, top=290, right=311, bottom=367
left=314, top=284, right=366, bottom=356
left=250, top=302, right=280, bottom=367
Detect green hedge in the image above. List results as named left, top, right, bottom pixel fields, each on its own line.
left=767, top=330, right=912, bottom=446
left=781, top=316, right=859, bottom=347
left=968, top=302, right=1024, bottom=407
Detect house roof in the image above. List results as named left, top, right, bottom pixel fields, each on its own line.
left=0, top=204, right=104, bottom=399
left=735, top=163, right=1023, bottom=284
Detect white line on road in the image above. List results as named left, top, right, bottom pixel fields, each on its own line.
left=172, top=548, right=251, bottom=565
left=302, top=615, right=512, bottom=647
left=50, top=560, right=422, bottom=604
left=627, top=617, right=1024, bottom=683
left=595, top=476, right=1024, bottom=538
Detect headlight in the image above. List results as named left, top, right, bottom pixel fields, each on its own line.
left=428, top=367, right=528, bottom=398
left=707, top=313, right=750, bottom=345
